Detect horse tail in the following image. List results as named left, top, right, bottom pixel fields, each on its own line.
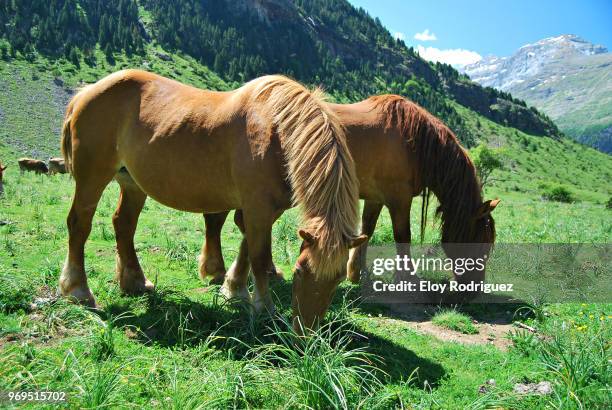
left=60, top=106, right=73, bottom=175
left=61, top=109, right=72, bottom=174
left=61, top=85, right=92, bottom=175
left=420, top=187, right=431, bottom=243
left=252, top=76, right=359, bottom=278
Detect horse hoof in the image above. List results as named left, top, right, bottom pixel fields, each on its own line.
left=198, top=253, right=226, bottom=283
left=270, top=267, right=284, bottom=281
left=220, top=283, right=250, bottom=302
left=253, top=296, right=275, bottom=314
left=120, top=278, right=155, bottom=295
left=209, top=273, right=226, bottom=285
left=64, top=286, right=98, bottom=309
left=346, top=271, right=361, bottom=284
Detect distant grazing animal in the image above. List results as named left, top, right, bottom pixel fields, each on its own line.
left=59, top=69, right=364, bottom=331
left=0, top=162, right=6, bottom=194
left=48, top=157, right=67, bottom=174
left=18, top=158, right=48, bottom=174
left=200, top=95, right=500, bottom=293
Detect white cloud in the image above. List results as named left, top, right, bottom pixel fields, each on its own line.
left=416, top=45, right=482, bottom=68
left=414, top=29, right=437, bottom=42
left=393, top=32, right=405, bottom=41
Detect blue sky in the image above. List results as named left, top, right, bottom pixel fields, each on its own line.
left=348, top=0, right=612, bottom=66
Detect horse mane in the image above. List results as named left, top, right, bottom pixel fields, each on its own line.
left=371, top=95, right=484, bottom=243
left=249, top=75, right=359, bottom=278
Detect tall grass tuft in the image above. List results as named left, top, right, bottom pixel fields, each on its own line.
left=157, top=364, right=218, bottom=410
left=90, top=315, right=120, bottom=361
left=245, top=310, right=387, bottom=409
left=538, top=330, right=611, bottom=408
left=73, top=360, right=124, bottom=409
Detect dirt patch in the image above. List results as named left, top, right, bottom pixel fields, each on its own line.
left=409, top=320, right=514, bottom=350
left=388, top=304, right=515, bottom=350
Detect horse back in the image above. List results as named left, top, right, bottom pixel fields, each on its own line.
left=330, top=100, right=420, bottom=202
left=67, top=70, right=284, bottom=213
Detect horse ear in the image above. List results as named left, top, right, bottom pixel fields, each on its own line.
left=475, top=199, right=501, bottom=220
left=298, top=229, right=316, bottom=245
left=489, top=199, right=501, bottom=210
left=349, top=235, right=368, bottom=249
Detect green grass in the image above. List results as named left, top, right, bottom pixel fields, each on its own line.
left=0, top=168, right=610, bottom=408
left=431, top=309, right=479, bottom=335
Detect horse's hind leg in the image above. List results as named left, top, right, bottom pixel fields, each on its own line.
left=113, top=171, right=153, bottom=294
left=60, top=161, right=117, bottom=307
left=347, top=201, right=383, bottom=283
left=199, top=211, right=230, bottom=284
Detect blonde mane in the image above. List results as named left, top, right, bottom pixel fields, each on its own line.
left=250, top=76, right=359, bottom=277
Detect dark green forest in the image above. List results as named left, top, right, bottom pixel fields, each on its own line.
left=0, top=0, right=562, bottom=146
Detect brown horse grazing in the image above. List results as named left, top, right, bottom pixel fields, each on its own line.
left=59, top=69, right=365, bottom=330
left=48, top=157, right=67, bottom=175
left=199, top=95, right=499, bottom=291
left=18, top=158, right=48, bottom=174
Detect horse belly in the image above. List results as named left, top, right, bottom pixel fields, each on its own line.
left=120, top=136, right=240, bottom=213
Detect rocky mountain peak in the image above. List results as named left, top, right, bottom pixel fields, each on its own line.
left=462, top=34, right=611, bottom=152
left=523, top=34, right=607, bottom=56
left=462, top=34, right=609, bottom=91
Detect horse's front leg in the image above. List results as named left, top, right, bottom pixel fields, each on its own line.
left=199, top=211, right=230, bottom=284
left=347, top=200, right=383, bottom=283
left=240, top=205, right=282, bottom=313
left=388, top=200, right=413, bottom=281
left=220, top=211, right=251, bottom=302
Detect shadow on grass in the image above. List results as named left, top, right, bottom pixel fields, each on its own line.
left=335, top=280, right=530, bottom=326
left=103, top=280, right=446, bottom=387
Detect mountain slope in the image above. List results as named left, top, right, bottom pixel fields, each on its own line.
left=0, top=0, right=561, bottom=144
left=0, top=0, right=610, bottom=205
left=463, top=35, right=612, bottom=152
left=1, top=45, right=610, bottom=206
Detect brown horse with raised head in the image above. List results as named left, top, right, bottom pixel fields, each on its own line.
left=59, top=69, right=365, bottom=330
left=199, top=95, right=499, bottom=291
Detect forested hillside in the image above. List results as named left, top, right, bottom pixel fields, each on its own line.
left=0, top=0, right=561, bottom=146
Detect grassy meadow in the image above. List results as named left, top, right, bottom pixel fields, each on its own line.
left=0, top=165, right=610, bottom=408
left=0, top=47, right=611, bottom=409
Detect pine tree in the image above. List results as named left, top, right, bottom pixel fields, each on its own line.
left=68, top=46, right=80, bottom=67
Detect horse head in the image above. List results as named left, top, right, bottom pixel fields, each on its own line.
left=292, top=229, right=367, bottom=332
